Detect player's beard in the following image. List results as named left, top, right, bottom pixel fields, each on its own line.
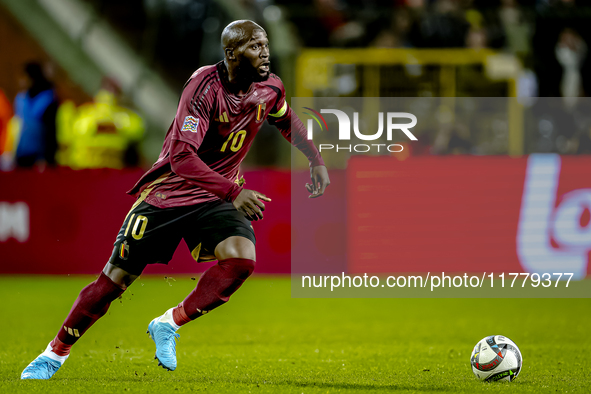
left=237, top=61, right=270, bottom=83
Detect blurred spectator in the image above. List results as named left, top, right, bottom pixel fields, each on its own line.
left=413, top=0, right=469, bottom=48
left=555, top=28, right=587, bottom=107
left=371, top=6, right=415, bottom=48
left=12, top=62, right=59, bottom=168
left=59, top=78, right=144, bottom=169
left=497, top=0, right=533, bottom=56
left=533, top=0, right=591, bottom=97
left=464, top=2, right=489, bottom=49
left=465, top=26, right=488, bottom=48
left=463, top=0, right=510, bottom=50
left=55, top=99, right=77, bottom=167
left=316, top=0, right=366, bottom=47
left=0, top=89, right=13, bottom=157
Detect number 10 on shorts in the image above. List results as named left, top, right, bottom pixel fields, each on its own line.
left=124, top=214, right=148, bottom=240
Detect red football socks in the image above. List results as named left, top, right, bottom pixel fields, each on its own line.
left=49, top=337, right=70, bottom=357
left=52, top=272, right=125, bottom=355
left=172, top=258, right=255, bottom=326
left=172, top=303, right=191, bottom=326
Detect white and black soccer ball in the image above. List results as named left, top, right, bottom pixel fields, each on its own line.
left=470, top=335, right=522, bottom=382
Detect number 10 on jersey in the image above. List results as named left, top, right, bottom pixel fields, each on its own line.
left=221, top=130, right=247, bottom=152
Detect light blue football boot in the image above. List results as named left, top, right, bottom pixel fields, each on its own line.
left=147, top=313, right=180, bottom=371
left=21, top=344, right=68, bottom=380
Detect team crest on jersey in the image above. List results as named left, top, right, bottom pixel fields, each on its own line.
left=181, top=116, right=199, bottom=133
left=256, top=102, right=266, bottom=122
left=119, top=241, right=129, bottom=260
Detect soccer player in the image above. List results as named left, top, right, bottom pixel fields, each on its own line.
left=21, top=20, right=329, bottom=379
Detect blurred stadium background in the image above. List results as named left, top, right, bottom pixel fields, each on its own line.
left=1, top=0, right=590, bottom=277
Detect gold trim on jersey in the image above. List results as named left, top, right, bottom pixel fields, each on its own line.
left=123, top=172, right=170, bottom=222
left=191, top=242, right=217, bottom=263
left=191, top=243, right=202, bottom=261
left=268, top=101, right=287, bottom=118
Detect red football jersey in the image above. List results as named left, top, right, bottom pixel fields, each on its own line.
left=128, top=61, right=322, bottom=208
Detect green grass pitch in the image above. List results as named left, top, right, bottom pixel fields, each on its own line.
left=0, top=275, right=589, bottom=393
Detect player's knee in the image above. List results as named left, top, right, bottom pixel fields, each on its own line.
left=103, top=263, right=138, bottom=288
left=215, top=236, right=256, bottom=261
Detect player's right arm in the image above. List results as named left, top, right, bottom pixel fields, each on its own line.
left=169, top=140, right=270, bottom=220
left=168, top=68, right=269, bottom=220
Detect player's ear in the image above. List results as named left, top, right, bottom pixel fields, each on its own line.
left=225, top=48, right=235, bottom=60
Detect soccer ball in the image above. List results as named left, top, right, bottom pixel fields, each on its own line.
left=470, top=335, right=522, bottom=382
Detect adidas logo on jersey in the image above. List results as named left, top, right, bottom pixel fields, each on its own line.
left=216, top=111, right=229, bottom=123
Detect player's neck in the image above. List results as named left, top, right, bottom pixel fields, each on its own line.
left=230, top=82, right=252, bottom=97
left=222, top=61, right=253, bottom=97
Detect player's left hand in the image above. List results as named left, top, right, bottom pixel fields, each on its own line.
left=305, top=165, right=330, bottom=198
